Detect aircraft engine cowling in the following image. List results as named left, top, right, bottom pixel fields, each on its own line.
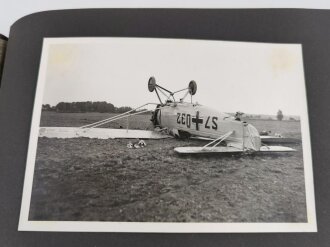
left=151, top=104, right=161, bottom=127
left=243, top=124, right=262, bottom=151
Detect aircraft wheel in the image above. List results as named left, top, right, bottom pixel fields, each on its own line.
left=188, top=80, right=197, bottom=95
left=148, top=76, right=156, bottom=92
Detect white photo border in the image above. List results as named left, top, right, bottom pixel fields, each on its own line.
left=18, top=37, right=317, bottom=232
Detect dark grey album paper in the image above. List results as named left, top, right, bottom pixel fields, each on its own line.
left=18, top=37, right=316, bottom=232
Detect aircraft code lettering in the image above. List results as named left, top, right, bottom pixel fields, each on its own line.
left=177, top=112, right=217, bottom=130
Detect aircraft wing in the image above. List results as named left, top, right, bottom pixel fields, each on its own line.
left=259, top=146, right=296, bottom=152
left=174, top=145, right=295, bottom=154
left=39, top=127, right=171, bottom=139
left=175, top=130, right=296, bottom=154
left=190, top=136, right=214, bottom=141
left=260, top=135, right=300, bottom=144
left=192, top=135, right=300, bottom=144
left=174, top=146, right=242, bottom=154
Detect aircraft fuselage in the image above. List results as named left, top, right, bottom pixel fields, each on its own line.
left=153, top=102, right=261, bottom=151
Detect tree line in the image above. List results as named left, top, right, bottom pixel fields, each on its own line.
left=42, top=101, right=133, bottom=113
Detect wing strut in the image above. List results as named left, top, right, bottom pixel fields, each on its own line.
left=202, top=131, right=234, bottom=150
left=174, top=131, right=240, bottom=154
left=79, top=103, right=159, bottom=129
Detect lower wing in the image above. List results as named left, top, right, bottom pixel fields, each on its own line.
left=260, top=135, right=300, bottom=144
left=174, top=145, right=296, bottom=154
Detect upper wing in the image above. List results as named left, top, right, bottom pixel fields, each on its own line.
left=175, top=131, right=296, bottom=154
left=39, top=127, right=171, bottom=139
left=174, top=145, right=296, bottom=154
left=193, top=135, right=300, bottom=144
left=174, top=146, right=242, bottom=154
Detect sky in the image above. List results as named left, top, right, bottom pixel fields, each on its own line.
left=1, top=1, right=330, bottom=36
left=40, top=37, right=307, bottom=116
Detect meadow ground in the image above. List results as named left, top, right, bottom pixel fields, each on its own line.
left=29, top=112, right=307, bottom=222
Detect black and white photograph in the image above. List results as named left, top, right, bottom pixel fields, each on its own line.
left=19, top=37, right=316, bottom=232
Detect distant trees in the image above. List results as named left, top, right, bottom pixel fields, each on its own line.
left=116, top=106, right=133, bottom=113
left=42, top=101, right=133, bottom=113
left=42, top=104, right=55, bottom=111
left=42, top=104, right=51, bottom=111
left=277, top=110, right=284, bottom=121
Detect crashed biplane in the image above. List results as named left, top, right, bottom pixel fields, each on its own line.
left=39, top=77, right=298, bottom=154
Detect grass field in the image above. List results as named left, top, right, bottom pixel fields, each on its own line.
left=29, top=111, right=307, bottom=222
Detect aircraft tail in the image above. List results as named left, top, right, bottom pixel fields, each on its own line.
left=243, top=124, right=262, bottom=151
